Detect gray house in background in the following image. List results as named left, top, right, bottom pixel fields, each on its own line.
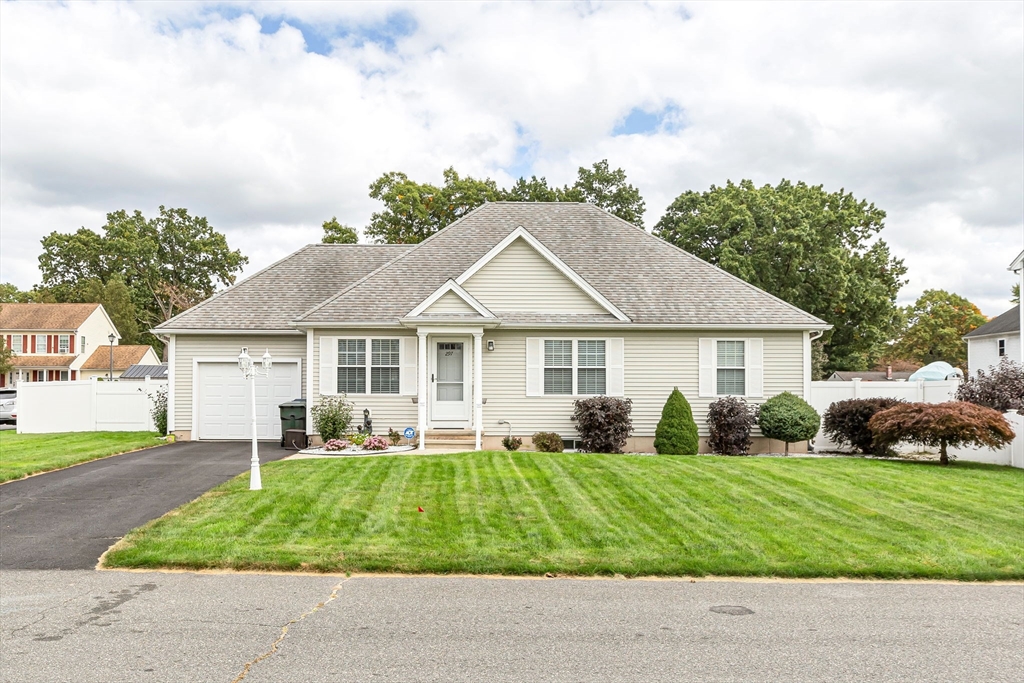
left=964, top=248, right=1024, bottom=376
left=154, top=203, right=831, bottom=452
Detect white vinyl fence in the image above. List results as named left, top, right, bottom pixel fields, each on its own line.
left=809, top=379, right=1024, bottom=468
left=16, top=377, right=167, bottom=434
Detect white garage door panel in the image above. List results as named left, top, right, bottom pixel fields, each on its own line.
left=197, top=362, right=301, bottom=440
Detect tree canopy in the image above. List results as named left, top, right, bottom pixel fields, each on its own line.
left=363, top=160, right=646, bottom=244
left=653, top=179, right=907, bottom=372
left=321, top=217, right=358, bottom=244
left=80, top=276, right=140, bottom=344
left=892, top=289, right=987, bottom=370
left=39, top=207, right=247, bottom=348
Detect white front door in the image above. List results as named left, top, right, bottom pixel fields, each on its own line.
left=430, top=339, right=470, bottom=426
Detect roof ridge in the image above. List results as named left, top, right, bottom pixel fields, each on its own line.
left=293, top=203, right=497, bottom=323
left=583, top=204, right=829, bottom=327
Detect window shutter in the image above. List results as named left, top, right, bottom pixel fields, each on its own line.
left=30, top=336, right=35, bottom=354
left=47, top=336, right=52, bottom=353
left=400, top=337, right=418, bottom=395
left=69, top=335, right=75, bottom=354
left=746, top=338, right=764, bottom=398
left=5, top=336, right=10, bottom=352
left=606, top=338, right=624, bottom=396
left=699, top=338, right=715, bottom=397
left=319, top=337, right=337, bottom=396
left=525, top=338, right=543, bottom=396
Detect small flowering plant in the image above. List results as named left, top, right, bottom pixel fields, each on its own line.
left=363, top=435, right=390, bottom=451
left=323, top=439, right=349, bottom=452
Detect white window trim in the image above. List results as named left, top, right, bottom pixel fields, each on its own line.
left=998, top=339, right=1006, bottom=357
left=542, top=338, right=608, bottom=397
left=11, top=335, right=22, bottom=355
left=58, top=335, right=70, bottom=354
left=714, top=338, right=747, bottom=397
left=35, top=335, right=47, bottom=354
left=334, top=337, right=403, bottom=396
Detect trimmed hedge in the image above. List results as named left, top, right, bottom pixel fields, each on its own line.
left=822, top=397, right=903, bottom=455
left=654, top=388, right=700, bottom=455
left=707, top=396, right=758, bottom=455
left=532, top=432, right=565, bottom=453
left=758, top=392, right=820, bottom=454
left=573, top=396, right=633, bottom=454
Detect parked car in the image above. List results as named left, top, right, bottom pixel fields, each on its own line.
left=0, top=389, right=15, bottom=424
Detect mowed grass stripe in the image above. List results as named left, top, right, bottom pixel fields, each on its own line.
left=103, top=452, right=1024, bottom=580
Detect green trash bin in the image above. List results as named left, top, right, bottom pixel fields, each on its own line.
left=279, top=399, right=306, bottom=446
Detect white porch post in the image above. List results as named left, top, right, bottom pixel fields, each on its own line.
left=473, top=332, right=483, bottom=451
left=417, top=331, right=427, bottom=451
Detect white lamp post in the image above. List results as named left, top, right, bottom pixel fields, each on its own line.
left=238, top=347, right=273, bottom=491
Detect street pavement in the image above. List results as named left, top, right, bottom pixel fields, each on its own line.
left=2, top=570, right=1022, bottom=682
left=0, top=441, right=291, bottom=570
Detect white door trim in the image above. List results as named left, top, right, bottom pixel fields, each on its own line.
left=428, top=337, right=471, bottom=428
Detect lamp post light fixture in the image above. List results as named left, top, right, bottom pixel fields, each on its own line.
left=238, top=347, right=273, bottom=491
left=107, top=333, right=116, bottom=381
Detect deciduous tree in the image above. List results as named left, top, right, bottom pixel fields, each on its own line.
left=868, top=402, right=1015, bottom=465
left=653, top=180, right=906, bottom=373
left=80, top=277, right=140, bottom=344
left=321, top=217, right=358, bottom=244
left=892, top=289, right=987, bottom=370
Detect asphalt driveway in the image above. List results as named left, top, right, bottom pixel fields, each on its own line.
left=0, top=441, right=291, bottom=570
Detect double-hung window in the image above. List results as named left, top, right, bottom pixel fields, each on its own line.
left=35, top=335, right=46, bottom=354
left=543, top=339, right=607, bottom=396
left=371, top=339, right=400, bottom=394
left=716, top=340, right=746, bottom=395
left=58, top=335, right=70, bottom=354
left=11, top=335, right=22, bottom=354
left=998, top=339, right=1006, bottom=357
left=337, top=339, right=366, bottom=394
left=335, top=338, right=402, bottom=395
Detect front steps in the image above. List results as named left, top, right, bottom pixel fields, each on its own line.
left=424, top=429, right=481, bottom=448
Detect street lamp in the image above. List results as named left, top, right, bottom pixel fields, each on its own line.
left=238, top=347, right=273, bottom=491
left=107, top=333, right=116, bottom=381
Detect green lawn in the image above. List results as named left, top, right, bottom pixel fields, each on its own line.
left=0, top=431, right=163, bottom=483
left=103, top=452, right=1024, bottom=580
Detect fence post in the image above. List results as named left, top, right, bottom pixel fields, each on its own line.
left=90, top=376, right=99, bottom=430
left=852, top=378, right=861, bottom=399
left=916, top=379, right=925, bottom=402
left=144, top=376, right=152, bottom=431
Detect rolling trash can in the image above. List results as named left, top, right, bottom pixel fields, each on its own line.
left=279, top=399, right=306, bottom=448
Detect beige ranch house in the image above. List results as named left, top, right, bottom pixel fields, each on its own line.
left=156, top=203, right=830, bottom=452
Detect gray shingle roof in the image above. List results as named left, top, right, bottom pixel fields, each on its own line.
left=964, top=305, right=1020, bottom=338
left=297, top=203, right=826, bottom=327
left=155, top=244, right=413, bottom=331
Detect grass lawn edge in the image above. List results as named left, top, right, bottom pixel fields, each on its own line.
left=0, top=440, right=169, bottom=485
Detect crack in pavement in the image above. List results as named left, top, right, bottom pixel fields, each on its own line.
left=5, top=589, right=91, bottom=639
left=230, top=577, right=350, bottom=683
left=24, top=582, right=158, bottom=642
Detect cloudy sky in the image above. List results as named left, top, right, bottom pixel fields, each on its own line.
left=1, top=1, right=1021, bottom=316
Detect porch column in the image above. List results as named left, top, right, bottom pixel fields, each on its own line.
left=473, top=332, right=483, bottom=451
left=417, top=331, right=427, bottom=451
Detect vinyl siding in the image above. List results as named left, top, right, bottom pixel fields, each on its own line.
left=311, top=329, right=418, bottom=435
left=478, top=329, right=805, bottom=438
left=968, top=334, right=1021, bottom=375
left=173, top=334, right=306, bottom=432
left=423, top=291, right=479, bottom=315
left=462, top=237, right=607, bottom=314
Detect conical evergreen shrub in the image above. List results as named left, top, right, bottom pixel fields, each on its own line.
left=654, top=387, right=700, bottom=455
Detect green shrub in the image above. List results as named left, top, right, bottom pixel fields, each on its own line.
left=822, top=397, right=903, bottom=455
left=532, top=432, right=565, bottom=452
left=707, top=396, right=757, bottom=455
left=502, top=435, right=523, bottom=451
left=654, top=388, right=699, bottom=455
left=758, top=392, right=820, bottom=454
left=149, top=386, right=168, bottom=436
left=573, top=396, right=634, bottom=453
left=310, top=396, right=353, bottom=442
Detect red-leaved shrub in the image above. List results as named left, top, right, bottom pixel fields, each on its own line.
left=867, top=401, right=1015, bottom=465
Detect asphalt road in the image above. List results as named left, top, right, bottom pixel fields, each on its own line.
left=0, top=441, right=291, bottom=570
left=1, top=570, right=1022, bottom=682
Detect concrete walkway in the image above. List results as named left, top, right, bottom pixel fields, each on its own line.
left=0, top=441, right=291, bottom=570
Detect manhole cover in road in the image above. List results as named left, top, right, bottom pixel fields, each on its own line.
left=710, top=605, right=754, bottom=615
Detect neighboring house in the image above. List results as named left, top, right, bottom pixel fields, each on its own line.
left=828, top=370, right=916, bottom=382
left=964, top=305, right=1020, bottom=376
left=120, top=364, right=168, bottom=380
left=78, top=345, right=162, bottom=380
left=155, top=203, right=830, bottom=450
left=0, top=303, right=120, bottom=388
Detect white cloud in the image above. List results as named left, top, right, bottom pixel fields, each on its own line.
left=1, top=0, right=1020, bottom=316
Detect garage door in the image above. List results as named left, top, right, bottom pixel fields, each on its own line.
left=196, top=361, right=301, bottom=440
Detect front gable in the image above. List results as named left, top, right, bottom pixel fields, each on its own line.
left=458, top=228, right=628, bottom=319
left=406, top=279, right=496, bottom=320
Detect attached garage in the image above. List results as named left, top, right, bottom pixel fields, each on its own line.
left=195, top=360, right=301, bottom=440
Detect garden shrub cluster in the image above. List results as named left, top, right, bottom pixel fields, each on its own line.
left=822, top=397, right=904, bottom=455
left=758, top=392, right=820, bottom=454
left=654, top=388, right=699, bottom=455
left=868, top=401, right=1014, bottom=465
left=707, top=396, right=758, bottom=455
left=502, top=435, right=523, bottom=451
left=956, top=357, right=1024, bottom=414
left=149, top=386, right=168, bottom=436
left=363, top=435, right=390, bottom=451
left=573, top=396, right=633, bottom=453
left=532, top=432, right=564, bottom=453
left=311, top=396, right=353, bottom=442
